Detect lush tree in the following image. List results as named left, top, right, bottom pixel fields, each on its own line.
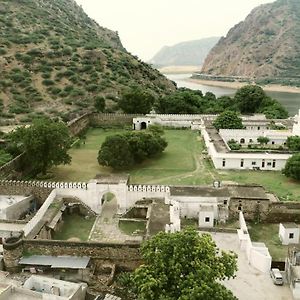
left=283, top=153, right=300, bottom=180
left=286, top=136, right=300, bottom=151
left=234, top=85, right=266, bottom=114
left=123, top=227, right=238, bottom=300
left=8, top=119, right=72, bottom=175
left=147, top=124, right=164, bottom=136
left=213, top=111, right=244, bottom=130
left=98, top=134, right=134, bottom=170
left=119, top=86, right=156, bottom=114
left=98, top=131, right=167, bottom=169
left=257, top=136, right=270, bottom=146
left=227, top=139, right=241, bottom=150
left=259, top=97, right=288, bottom=119
left=94, top=96, right=105, bottom=112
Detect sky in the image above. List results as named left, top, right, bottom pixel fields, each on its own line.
left=74, top=0, right=274, bottom=61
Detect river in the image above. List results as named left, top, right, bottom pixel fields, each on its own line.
left=166, top=73, right=300, bottom=116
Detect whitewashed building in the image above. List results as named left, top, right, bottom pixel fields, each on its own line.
left=279, top=223, right=300, bottom=245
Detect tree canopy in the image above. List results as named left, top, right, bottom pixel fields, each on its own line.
left=119, top=86, right=156, bottom=114
left=283, top=153, right=300, bottom=180
left=98, top=129, right=167, bottom=170
left=287, top=136, right=300, bottom=151
left=257, top=136, right=270, bottom=146
left=8, top=119, right=72, bottom=175
left=154, top=86, right=288, bottom=119
left=234, top=85, right=266, bottom=114
left=213, top=111, right=244, bottom=130
left=122, top=227, right=238, bottom=300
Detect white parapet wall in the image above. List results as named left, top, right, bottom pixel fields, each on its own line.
left=237, top=211, right=272, bottom=273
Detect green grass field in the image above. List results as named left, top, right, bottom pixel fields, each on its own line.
left=52, top=214, right=96, bottom=241
left=248, top=223, right=288, bottom=261
left=50, top=128, right=300, bottom=201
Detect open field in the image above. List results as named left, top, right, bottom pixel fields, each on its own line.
left=248, top=223, right=289, bottom=261
left=50, top=128, right=300, bottom=201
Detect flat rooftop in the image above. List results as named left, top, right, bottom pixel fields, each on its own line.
left=170, top=186, right=230, bottom=197
left=282, top=223, right=298, bottom=229
left=0, top=195, right=31, bottom=210
left=170, top=185, right=268, bottom=200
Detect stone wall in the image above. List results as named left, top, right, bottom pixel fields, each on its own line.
left=90, top=113, right=141, bottom=128
left=266, top=202, right=300, bottom=223
left=67, top=113, right=91, bottom=136
left=229, top=198, right=270, bottom=221
left=23, top=239, right=142, bottom=271
left=0, top=153, right=24, bottom=180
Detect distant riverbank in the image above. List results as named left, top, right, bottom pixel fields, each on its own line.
left=165, top=73, right=300, bottom=116
left=187, top=78, right=300, bottom=94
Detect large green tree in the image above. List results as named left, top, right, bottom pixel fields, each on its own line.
left=283, top=153, right=300, bottom=180
left=8, top=119, right=72, bottom=175
left=97, top=134, right=134, bottom=170
left=123, top=227, right=238, bottom=300
left=234, top=85, right=266, bottom=114
left=119, top=86, right=156, bottom=114
left=213, top=111, right=244, bottom=130
left=287, top=136, right=300, bottom=151
left=98, top=130, right=167, bottom=170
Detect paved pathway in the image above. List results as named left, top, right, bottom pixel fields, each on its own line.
left=88, top=198, right=142, bottom=243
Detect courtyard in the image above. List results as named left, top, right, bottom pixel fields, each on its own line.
left=50, top=128, right=300, bottom=201
left=209, top=232, right=292, bottom=300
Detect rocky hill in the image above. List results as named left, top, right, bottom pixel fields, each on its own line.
left=0, top=0, right=175, bottom=124
left=149, top=37, right=220, bottom=67
left=201, top=0, right=300, bottom=86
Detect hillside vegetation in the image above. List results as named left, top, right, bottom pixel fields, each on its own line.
left=149, top=37, right=220, bottom=67
left=0, top=0, right=175, bottom=125
left=201, top=0, right=300, bottom=86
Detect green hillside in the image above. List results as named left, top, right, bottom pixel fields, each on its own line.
left=0, top=0, right=175, bottom=124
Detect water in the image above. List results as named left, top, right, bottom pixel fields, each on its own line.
left=166, top=73, right=300, bottom=116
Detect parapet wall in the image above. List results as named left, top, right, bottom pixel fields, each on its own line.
left=90, top=113, right=141, bottom=127
left=0, top=153, right=24, bottom=180
left=0, top=180, right=86, bottom=205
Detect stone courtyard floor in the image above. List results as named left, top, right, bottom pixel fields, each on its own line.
left=88, top=198, right=142, bottom=243
left=206, top=232, right=293, bottom=300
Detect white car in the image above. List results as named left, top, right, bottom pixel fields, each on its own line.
left=270, top=268, right=284, bottom=285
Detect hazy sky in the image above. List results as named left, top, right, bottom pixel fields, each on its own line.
left=75, top=0, right=274, bottom=61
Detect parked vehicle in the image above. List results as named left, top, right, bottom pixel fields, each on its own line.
left=270, top=268, right=284, bottom=285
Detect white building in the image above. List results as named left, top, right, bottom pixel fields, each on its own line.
left=279, top=223, right=300, bottom=245
left=0, top=275, right=87, bottom=300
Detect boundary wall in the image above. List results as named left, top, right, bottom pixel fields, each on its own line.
left=237, top=212, right=271, bottom=273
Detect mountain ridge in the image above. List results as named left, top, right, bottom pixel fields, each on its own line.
left=149, top=37, right=220, bottom=67
left=201, top=0, right=300, bottom=86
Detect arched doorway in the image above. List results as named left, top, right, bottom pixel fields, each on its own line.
left=140, top=122, right=147, bottom=130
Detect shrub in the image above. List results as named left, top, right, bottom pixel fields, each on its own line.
left=42, top=79, right=55, bottom=86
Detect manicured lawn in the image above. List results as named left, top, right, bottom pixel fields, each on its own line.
left=248, top=223, right=289, bottom=261
left=53, top=214, right=96, bottom=241
left=50, top=128, right=300, bottom=201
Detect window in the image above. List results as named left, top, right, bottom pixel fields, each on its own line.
left=258, top=126, right=260, bottom=130
left=224, top=200, right=228, bottom=205
left=267, top=162, right=272, bottom=166
left=238, top=205, right=242, bottom=211
left=222, top=159, right=226, bottom=167
left=289, top=233, right=294, bottom=239
left=272, top=160, right=276, bottom=168
left=240, top=159, right=244, bottom=167
left=272, top=141, right=275, bottom=145
left=252, top=161, right=256, bottom=165
left=205, top=217, right=210, bottom=223
left=262, top=160, right=265, bottom=168
left=249, top=139, right=253, bottom=143
left=240, top=138, right=245, bottom=144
